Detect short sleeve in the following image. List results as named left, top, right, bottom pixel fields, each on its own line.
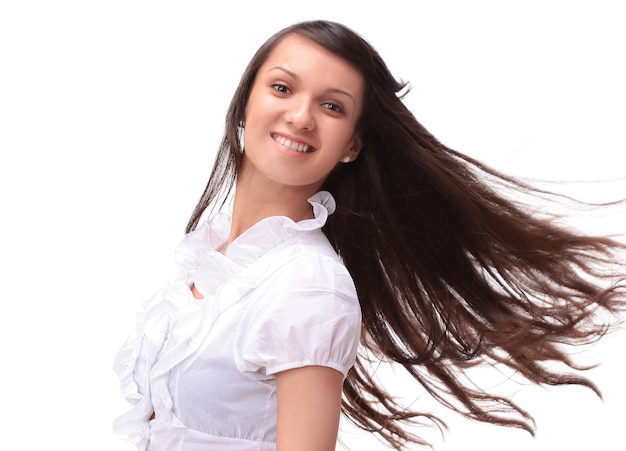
left=235, top=253, right=361, bottom=380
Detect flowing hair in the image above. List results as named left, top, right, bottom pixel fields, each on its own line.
left=186, top=20, right=626, bottom=449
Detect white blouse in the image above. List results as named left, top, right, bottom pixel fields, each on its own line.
left=113, top=191, right=362, bottom=451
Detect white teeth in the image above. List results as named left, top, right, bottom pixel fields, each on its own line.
left=274, top=135, right=313, bottom=152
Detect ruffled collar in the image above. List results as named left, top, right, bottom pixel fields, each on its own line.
left=175, top=191, right=336, bottom=270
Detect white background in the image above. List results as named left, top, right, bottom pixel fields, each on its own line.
left=1, top=1, right=625, bottom=450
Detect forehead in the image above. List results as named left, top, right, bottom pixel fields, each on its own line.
left=260, top=34, right=364, bottom=95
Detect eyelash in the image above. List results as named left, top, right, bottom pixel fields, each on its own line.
left=270, top=83, right=345, bottom=115
left=271, top=83, right=290, bottom=94
left=322, top=102, right=345, bottom=114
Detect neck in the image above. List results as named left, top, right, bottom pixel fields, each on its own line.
left=224, top=174, right=317, bottom=252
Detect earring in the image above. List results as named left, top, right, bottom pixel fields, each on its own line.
left=237, top=123, right=245, bottom=153
left=342, top=156, right=351, bottom=163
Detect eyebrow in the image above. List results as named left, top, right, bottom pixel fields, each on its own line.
left=267, top=66, right=357, bottom=105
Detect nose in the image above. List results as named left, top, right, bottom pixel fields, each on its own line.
left=286, top=96, right=315, bottom=130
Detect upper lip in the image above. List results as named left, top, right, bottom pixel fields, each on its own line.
left=271, top=132, right=317, bottom=151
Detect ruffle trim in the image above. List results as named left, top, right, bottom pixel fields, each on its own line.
left=113, top=191, right=336, bottom=449
left=174, top=190, right=336, bottom=271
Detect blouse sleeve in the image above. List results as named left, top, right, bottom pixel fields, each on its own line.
left=235, top=253, right=361, bottom=380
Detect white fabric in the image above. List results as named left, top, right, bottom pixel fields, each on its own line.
left=113, top=191, right=362, bottom=451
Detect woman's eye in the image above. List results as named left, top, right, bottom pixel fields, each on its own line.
left=271, top=83, right=290, bottom=94
left=322, top=102, right=345, bottom=114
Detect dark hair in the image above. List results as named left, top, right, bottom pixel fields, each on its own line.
left=187, top=20, right=626, bottom=449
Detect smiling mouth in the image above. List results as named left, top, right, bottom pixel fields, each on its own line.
left=272, top=134, right=316, bottom=153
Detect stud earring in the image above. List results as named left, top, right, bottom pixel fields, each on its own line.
left=342, top=156, right=351, bottom=163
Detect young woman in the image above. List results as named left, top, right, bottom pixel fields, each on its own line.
left=114, top=20, right=625, bottom=451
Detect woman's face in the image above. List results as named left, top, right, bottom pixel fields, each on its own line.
left=242, top=33, right=364, bottom=195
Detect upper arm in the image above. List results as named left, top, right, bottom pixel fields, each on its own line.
left=275, top=365, right=344, bottom=451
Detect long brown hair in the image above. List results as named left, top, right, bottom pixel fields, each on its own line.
left=187, top=20, right=626, bottom=449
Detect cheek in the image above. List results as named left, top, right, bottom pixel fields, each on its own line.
left=244, top=87, right=262, bottom=122
left=245, top=87, right=277, bottom=120
left=244, top=105, right=267, bottom=131
left=329, top=127, right=357, bottom=153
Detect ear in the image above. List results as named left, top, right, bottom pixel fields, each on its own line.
left=341, top=134, right=363, bottom=163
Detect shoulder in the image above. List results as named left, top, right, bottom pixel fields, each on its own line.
left=236, top=238, right=361, bottom=378
left=238, top=231, right=360, bottom=322
left=261, top=231, right=356, bottom=298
